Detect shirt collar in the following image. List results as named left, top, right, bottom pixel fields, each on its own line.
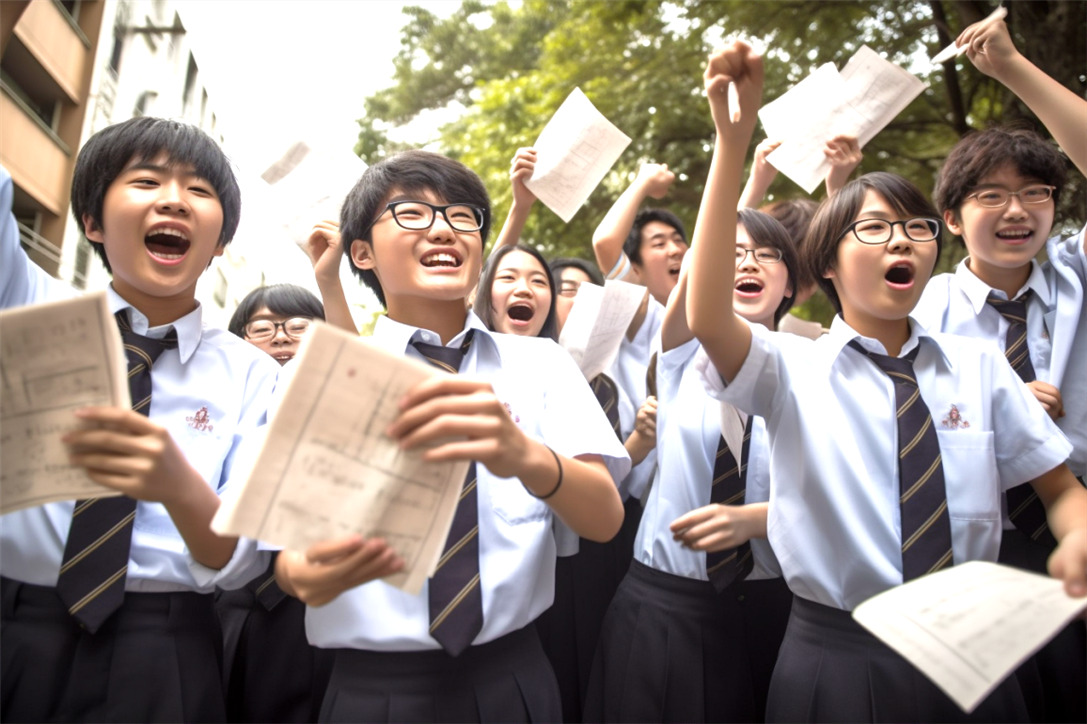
left=106, top=286, right=203, bottom=363
left=374, top=310, right=501, bottom=364
left=954, top=257, right=1051, bottom=312
left=827, top=314, right=954, bottom=371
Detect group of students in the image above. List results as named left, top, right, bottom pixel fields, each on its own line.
left=1, top=13, right=1085, bottom=724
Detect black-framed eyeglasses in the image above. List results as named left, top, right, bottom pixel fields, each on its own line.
left=243, top=317, right=312, bottom=341
left=363, top=200, right=486, bottom=237
left=735, top=246, right=783, bottom=265
left=966, top=184, right=1055, bottom=208
left=840, top=217, right=941, bottom=245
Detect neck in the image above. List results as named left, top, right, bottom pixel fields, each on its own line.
left=966, top=257, right=1031, bottom=299
left=845, top=313, right=911, bottom=357
left=387, top=296, right=469, bottom=345
left=110, top=282, right=197, bottom=327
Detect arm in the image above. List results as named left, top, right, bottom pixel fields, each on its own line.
left=823, top=134, right=862, bottom=197
left=592, top=162, right=675, bottom=282
left=492, top=148, right=538, bottom=251
left=685, top=42, right=764, bottom=383
left=961, top=18, right=1087, bottom=178
left=387, top=376, right=624, bottom=542
left=738, top=138, right=780, bottom=209
left=305, top=221, right=357, bottom=334
left=64, top=407, right=238, bottom=568
left=1031, top=463, right=1087, bottom=597
left=623, top=395, right=656, bottom=465
left=660, top=259, right=692, bottom=351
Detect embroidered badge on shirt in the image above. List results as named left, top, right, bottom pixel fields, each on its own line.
left=941, top=404, right=970, bottom=430
left=186, top=406, right=215, bottom=433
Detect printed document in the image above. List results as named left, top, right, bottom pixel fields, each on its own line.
left=1, top=292, right=129, bottom=513
left=853, top=560, right=1087, bottom=713
left=212, top=322, right=469, bottom=595
left=558, top=280, right=646, bottom=381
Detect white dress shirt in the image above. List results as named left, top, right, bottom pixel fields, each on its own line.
left=304, top=313, right=630, bottom=651
left=695, top=316, right=1072, bottom=610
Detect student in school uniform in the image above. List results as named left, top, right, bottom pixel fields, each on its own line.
left=911, top=17, right=1087, bottom=722
left=0, top=118, right=277, bottom=722
left=584, top=207, right=797, bottom=723
left=278, top=149, right=629, bottom=724
left=685, top=42, right=1087, bottom=723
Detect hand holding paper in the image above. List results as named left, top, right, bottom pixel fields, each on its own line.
left=931, top=6, right=1007, bottom=64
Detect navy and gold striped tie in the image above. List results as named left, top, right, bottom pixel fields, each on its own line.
left=705, top=417, right=754, bottom=592
left=851, top=341, right=954, bottom=581
left=590, top=373, right=622, bottom=441
left=56, top=310, right=177, bottom=632
left=411, top=331, right=483, bottom=656
left=985, top=291, right=1055, bottom=549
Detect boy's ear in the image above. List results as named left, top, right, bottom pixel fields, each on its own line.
left=82, top=213, right=104, bottom=244
left=350, top=239, right=376, bottom=270
left=943, top=209, right=963, bottom=236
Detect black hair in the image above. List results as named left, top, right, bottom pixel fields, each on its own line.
left=340, top=150, right=491, bottom=308
left=549, top=256, right=604, bottom=286
left=759, top=198, right=819, bottom=292
left=70, top=116, right=241, bottom=274
left=227, top=284, right=325, bottom=338
left=623, top=208, right=687, bottom=266
left=804, top=172, right=942, bottom=316
left=737, top=208, right=799, bottom=327
left=472, top=244, right=558, bottom=341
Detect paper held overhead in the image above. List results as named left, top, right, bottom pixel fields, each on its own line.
left=931, top=6, right=1008, bottom=64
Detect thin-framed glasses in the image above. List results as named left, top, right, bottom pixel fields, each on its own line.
left=244, top=317, right=312, bottom=341
left=735, top=246, right=783, bottom=264
left=966, top=185, right=1055, bottom=208
left=363, top=200, right=486, bottom=237
left=840, top=217, right=941, bottom=245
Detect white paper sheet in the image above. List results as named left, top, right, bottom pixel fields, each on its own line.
left=524, top=88, right=632, bottom=223
left=852, top=561, right=1087, bottom=713
left=211, top=322, right=469, bottom=596
left=0, top=292, right=129, bottom=513
left=558, top=280, right=647, bottom=381
left=931, top=6, right=1007, bottom=64
left=758, top=46, right=926, bottom=194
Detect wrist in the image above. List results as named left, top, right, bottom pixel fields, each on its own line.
left=521, top=441, right=564, bottom=499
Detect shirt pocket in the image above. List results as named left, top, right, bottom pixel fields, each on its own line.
left=487, top=477, right=550, bottom=525
left=938, top=430, right=1001, bottom=521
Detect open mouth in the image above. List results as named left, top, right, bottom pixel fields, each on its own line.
left=995, top=229, right=1033, bottom=244
left=884, top=263, right=914, bottom=287
left=421, top=251, right=461, bottom=268
left=734, top=277, right=764, bottom=297
left=668, top=265, right=681, bottom=278
left=145, top=227, right=190, bottom=261
left=271, top=352, right=294, bottom=365
left=507, top=303, right=535, bottom=322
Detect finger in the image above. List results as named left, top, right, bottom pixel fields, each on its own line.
left=304, top=535, right=367, bottom=565
left=397, top=375, right=492, bottom=411
left=73, top=406, right=158, bottom=434
left=389, top=391, right=501, bottom=441
left=63, top=427, right=155, bottom=456
left=670, top=506, right=716, bottom=534
left=397, top=413, right=505, bottom=453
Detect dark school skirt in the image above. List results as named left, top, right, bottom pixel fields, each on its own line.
left=766, top=595, right=1031, bottom=723
left=583, top=560, right=760, bottom=723
left=217, top=584, right=334, bottom=723
left=535, top=496, right=643, bottom=723
left=317, top=622, right=561, bottom=723
left=1, top=576, right=225, bottom=723
left=998, top=528, right=1087, bottom=724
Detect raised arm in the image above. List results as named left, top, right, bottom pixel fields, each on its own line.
left=961, top=18, right=1087, bottom=178
left=304, top=221, right=357, bottom=334
left=738, top=138, right=780, bottom=209
left=592, top=162, right=675, bottom=282
left=686, top=43, right=764, bottom=383
left=492, top=147, right=538, bottom=251
left=823, top=134, right=862, bottom=197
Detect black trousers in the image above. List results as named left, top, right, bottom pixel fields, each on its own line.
left=1, top=576, right=225, bottom=723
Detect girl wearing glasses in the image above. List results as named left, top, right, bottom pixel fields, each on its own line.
left=227, top=284, right=324, bottom=366
left=911, top=16, right=1087, bottom=723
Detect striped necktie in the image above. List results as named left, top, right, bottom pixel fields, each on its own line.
left=705, top=417, right=754, bottom=592
left=411, top=331, right=482, bottom=656
left=850, top=341, right=954, bottom=581
left=590, top=373, right=622, bottom=441
left=56, top=310, right=177, bottom=632
left=984, top=290, right=1055, bottom=549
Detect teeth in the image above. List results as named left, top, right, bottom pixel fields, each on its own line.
left=151, top=227, right=189, bottom=240
left=423, top=252, right=458, bottom=267
left=997, top=230, right=1031, bottom=239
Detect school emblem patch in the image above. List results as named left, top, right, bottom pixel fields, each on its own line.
left=186, top=406, right=215, bottom=433
left=940, top=404, right=970, bottom=430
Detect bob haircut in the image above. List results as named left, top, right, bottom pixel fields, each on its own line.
left=803, top=172, right=942, bottom=317
left=549, top=256, right=604, bottom=287
left=472, top=243, right=558, bottom=341
left=71, top=116, right=242, bottom=274
left=623, top=208, right=687, bottom=266
left=340, top=150, right=491, bottom=309
left=227, top=283, right=326, bottom=338
left=760, top=197, right=819, bottom=292
left=737, top=208, right=800, bottom=327
left=935, top=125, right=1067, bottom=219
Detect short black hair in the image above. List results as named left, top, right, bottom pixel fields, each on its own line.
left=340, top=150, right=491, bottom=308
left=70, top=116, right=241, bottom=274
left=549, top=256, right=604, bottom=286
left=623, top=208, right=687, bottom=266
left=760, top=198, right=819, bottom=292
left=472, top=243, right=558, bottom=341
left=227, top=284, right=325, bottom=338
left=804, top=172, right=941, bottom=316
left=935, top=125, right=1067, bottom=219
left=738, top=208, right=799, bottom=327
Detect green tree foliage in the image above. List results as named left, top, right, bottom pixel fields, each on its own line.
left=354, top=0, right=1085, bottom=321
